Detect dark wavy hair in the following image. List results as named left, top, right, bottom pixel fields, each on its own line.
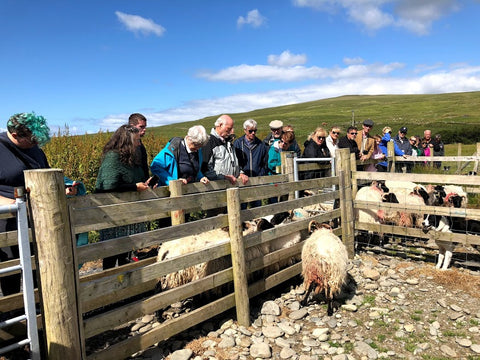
left=102, top=125, right=140, bottom=167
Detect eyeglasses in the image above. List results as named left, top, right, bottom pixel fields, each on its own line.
left=280, top=139, right=290, bottom=145
left=271, top=128, right=282, bottom=132
left=363, top=125, right=372, bottom=128
left=317, top=136, right=326, bottom=140
left=332, top=131, right=340, bottom=135
left=349, top=132, right=357, bottom=135
left=247, top=129, right=257, bottom=134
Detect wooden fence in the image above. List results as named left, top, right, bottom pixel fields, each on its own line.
left=2, top=146, right=480, bottom=359
left=0, top=149, right=353, bottom=359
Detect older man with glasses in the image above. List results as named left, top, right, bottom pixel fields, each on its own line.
left=338, top=126, right=360, bottom=160
left=233, top=119, right=268, bottom=209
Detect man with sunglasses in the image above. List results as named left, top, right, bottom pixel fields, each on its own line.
left=233, top=119, right=268, bottom=208
left=355, top=119, right=375, bottom=162
left=338, top=126, right=360, bottom=159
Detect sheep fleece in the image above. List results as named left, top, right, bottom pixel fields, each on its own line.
left=301, top=228, right=348, bottom=299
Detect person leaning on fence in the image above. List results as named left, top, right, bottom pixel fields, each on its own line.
left=302, top=127, right=331, bottom=179
left=365, top=135, right=385, bottom=172
left=267, top=129, right=296, bottom=203
left=128, top=113, right=150, bottom=179
left=233, top=119, right=268, bottom=209
left=201, top=114, right=248, bottom=186
left=263, top=120, right=284, bottom=147
left=95, top=125, right=155, bottom=270
left=326, top=126, right=341, bottom=158
left=0, top=112, right=51, bottom=296
left=151, top=125, right=210, bottom=186
left=338, top=126, right=360, bottom=160
left=377, top=126, right=406, bottom=172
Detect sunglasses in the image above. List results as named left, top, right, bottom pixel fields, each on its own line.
left=349, top=132, right=357, bottom=135
left=363, top=125, right=372, bottom=128
left=247, top=129, right=257, bottom=134
left=280, top=139, right=290, bottom=145
left=317, top=136, right=326, bottom=140
left=332, top=131, right=340, bottom=135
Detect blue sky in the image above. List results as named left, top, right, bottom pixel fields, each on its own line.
left=1, top=0, right=480, bottom=134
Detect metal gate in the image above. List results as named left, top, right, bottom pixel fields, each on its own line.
left=0, top=187, right=40, bottom=359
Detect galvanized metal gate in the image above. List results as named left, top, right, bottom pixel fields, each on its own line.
left=0, top=187, right=40, bottom=359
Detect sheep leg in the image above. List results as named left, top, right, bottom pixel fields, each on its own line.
left=301, top=282, right=315, bottom=306
left=442, top=250, right=453, bottom=270
left=327, top=298, right=334, bottom=316
left=436, top=251, right=445, bottom=269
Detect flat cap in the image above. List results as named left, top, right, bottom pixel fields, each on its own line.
left=269, top=120, right=283, bottom=129
left=399, top=126, right=408, bottom=133
left=363, top=118, right=374, bottom=127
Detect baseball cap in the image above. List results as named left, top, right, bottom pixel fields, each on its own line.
left=399, top=126, right=408, bottom=133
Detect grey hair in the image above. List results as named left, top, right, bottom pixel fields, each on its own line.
left=187, top=125, right=209, bottom=146
left=243, top=119, right=257, bottom=130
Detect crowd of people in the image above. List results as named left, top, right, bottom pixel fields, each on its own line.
left=0, top=112, right=447, bottom=284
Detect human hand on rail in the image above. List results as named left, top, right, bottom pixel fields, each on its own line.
left=136, top=182, right=149, bottom=192
left=224, top=175, right=237, bottom=185
left=200, top=177, right=209, bottom=184
left=238, top=173, right=249, bottom=185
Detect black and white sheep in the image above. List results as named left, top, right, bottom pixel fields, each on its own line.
left=300, top=222, right=349, bottom=316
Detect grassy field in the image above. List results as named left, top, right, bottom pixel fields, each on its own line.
left=44, top=91, right=480, bottom=192
left=147, top=91, right=480, bottom=145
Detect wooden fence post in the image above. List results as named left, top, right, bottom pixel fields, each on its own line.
left=169, top=179, right=185, bottom=225
left=457, top=143, right=462, bottom=173
left=350, top=153, right=358, bottom=199
left=24, top=169, right=83, bottom=360
left=226, top=188, right=250, bottom=327
left=474, top=143, right=480, bottom=174
left=335, top=149, right=355, bottom=258
left=281, top=151, right=295, bottom=199
left=387, top=141, right=395, bottom=172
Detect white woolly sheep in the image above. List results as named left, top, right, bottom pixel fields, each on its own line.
left=354, top=182, right=386, bottom=225
left=300, top=222, right=349, bottom=316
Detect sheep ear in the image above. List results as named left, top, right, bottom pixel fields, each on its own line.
left=308, top=221, right=320, bottom=233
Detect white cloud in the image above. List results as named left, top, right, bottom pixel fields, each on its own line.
left=96, top=63, right=480, bottom=131
left=343, top=57, right=365, bottom=65
left=237, top=9, right=267, bottom=28
left=268, top=50, right=307, bottom=67
left=197, top=56, right=404, bottom=82
left=292, top=0, right=460, bottom=35
left=115, top=11, right=166, bottom=36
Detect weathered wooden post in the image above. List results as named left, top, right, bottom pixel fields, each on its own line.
left=350, top=153, right=358, bottom=199
left=335, top=149, right=355, bottom=258
left=457, top=143, right=462, bottom=173
left=281, top=151, right=295, bottom=199
left=24, top=169, right=84, bottom=360
left=387, top=141, right=395, bottom=172
left=226, top=187, right=250, bottom=327
left=169, top=179, right=185, bottom=225
left=474, top=143, right=480, bottom=174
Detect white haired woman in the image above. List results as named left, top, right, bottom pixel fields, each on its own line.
left=151, top=125, right=210, bottom=185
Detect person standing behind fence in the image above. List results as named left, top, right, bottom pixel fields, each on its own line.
left=355, top=119, right=375, bottom=163
left=393, top=126, right=412, bottom=173
left=432, top=134, right=445, bottom=169
left=234, top=119, right=268, bottom=209
left=338, top=126, right=360, bottom=160
left=202, top=114, right=248, bottom=185
left=302, top=127, right=331, bottom=179
left=128, top=113, right=149, bottom=179
left=95, top=125, right=153, bottom=270
left=377, top=126, right=406, bottom=172
left=150, top=125, right=210, bottom=186
left=0, top=112, right=51, bottom=296
left=326, top=126, right=341, bottom=158
left=365, top=135, right=385, bottom=172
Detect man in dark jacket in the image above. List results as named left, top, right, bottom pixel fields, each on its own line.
left=338, top=126, right=360, bottom=160
left=394, top=126, right=413, bottom=172
left=234, top=118, right=268, bottom=208
left=432, top=134, right=445, bottom=169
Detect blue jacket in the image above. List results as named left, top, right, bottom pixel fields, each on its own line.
left=378, top=133, right=403, bottom=167
left=151, top=137, right=205, bottom=186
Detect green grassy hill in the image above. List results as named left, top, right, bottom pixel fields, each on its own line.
left=148, top=91, right=480, bottom=145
